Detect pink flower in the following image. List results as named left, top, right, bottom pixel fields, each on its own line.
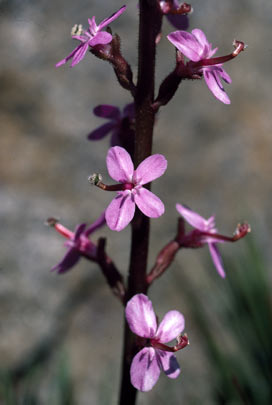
left=105, top=146, right=167, bottom=231
left=48, top=212, right=105, bottom=273
left=176, top=203, right=250, bottom=278
left=125, top=294, right=188, bottom=392
left=167, top=29, right=232, bottom=104
left=56, top=6, right=126, bottom=68
left=176, top=203, right=226, bottom=277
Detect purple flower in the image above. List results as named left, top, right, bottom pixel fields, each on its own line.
left=56, top=5, right=126, bottom=68
left=160, top=1, right=190, bottom=30
left=105, top=146, right=167, bottom=231
left=87, top=103, right=134, bottom=146
left=125, top=294, right=188, bottom=391
left=167, top=29, right=232, bottom=104
left=49, top=212, right=105, bottom=273
left=176, top=203, right=226, bottom=277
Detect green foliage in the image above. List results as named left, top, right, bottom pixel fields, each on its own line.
left=0, top=352, right=74, bottom=405
left=187, top=236, right=272, bottom=404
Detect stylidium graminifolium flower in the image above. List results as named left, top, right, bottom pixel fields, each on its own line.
left=87, top=103, right=134, bottom=146
left=176, top=203, right=250, bottom=278
left=160, top=0, right=190, bottom=30
left=125, top=294, right=188, bottom=391
left=48, top=212, right=105, bottom=273
left=56, top=5, right=126, bottom=68
left=168, top=29, right=235, bottom=104
left=105, top=147, right=167, bottom=231
left=176, top=203, right=226, bottom=277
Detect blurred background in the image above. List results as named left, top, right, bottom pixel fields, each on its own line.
left=0, top=0, right=271, bottom=403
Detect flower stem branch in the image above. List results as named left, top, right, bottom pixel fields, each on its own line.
left=97, top=238, right=126, bottom=303
left=147, top=218, right=184, bottom=284
left=91, top=34, right=136, bottom=96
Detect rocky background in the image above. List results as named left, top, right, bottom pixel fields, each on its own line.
left=0, top=0, right=271, bottom=403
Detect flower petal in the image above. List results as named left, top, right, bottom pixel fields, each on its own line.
left=93, top=104, right=120, bottom=119
left=73, top=223, right=86, bottom=240
left=105, top=192, right=135, bottom=231
left=125, top=294, right=157, bottom=338
left=176, top=203, right=207, bottom=230
left=70, top=42, right=89, bottom=67
left=167, top=31, right=203, bottom=62
left=123, top=103, right=135, bottom=119
left=98, top=5, right=126, bottom=31
left=87, top=122, right=115, bottom=141
left=130, top=347, right=161, bottom=392
left=156, top=350, right=181, bottom=379
left=89, top=31, right=112, bottom=46
left=191, top=28, right=209, bottom=49
left=51, top=248, right=80, bottom=274
left=166, top=14, right=189, bottom=30
left=134, top=188, right=165, bottom=218
left=56, top=43, right=84, bottom=67
left=156, top=310, right=185, bottom=343
left=203, top=68, right=231, bottom=105
left=208, top=243, right=226, bottom=278
left=84, top=211, right=106, bottom=236
left=106, top=146, right=134, bottom=183
left=134, top=154, right=167, bottom=185
left=219, top=66, right=232, bottom=84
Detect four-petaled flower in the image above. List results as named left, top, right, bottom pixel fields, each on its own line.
left=49, top=212, right=105, bottom=273
left=125, top=293, right=188, bottom=391
left=87, top=103, right=134, bottom=146
left=56, top=6, right=126, bottom=68
left=105, top=146, right=167, bottom=231
left=167, top=29, right=232, bottom=104
left=176, top=203, right=226, bottom=277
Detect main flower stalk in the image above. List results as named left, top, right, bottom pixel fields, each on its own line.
left=119, top=1, right=162, bottom=404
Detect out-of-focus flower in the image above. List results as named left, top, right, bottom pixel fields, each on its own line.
left=125, top=294, right=188, bottom=391
left=168, top=29, right=245, bottom=104
left=87, top=103, right=134, bottom=146
left=56, top=6, right=126, bottom=68
left=47, top=212, right=105, bottom=273
left=102, top=146, right=167, bottom=231
left=176, top=203, right=250, bottom=277
left=160, top=1, right=191, bottom=30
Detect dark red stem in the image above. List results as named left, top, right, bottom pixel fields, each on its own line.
left=119, top=1, right=162, bottom=404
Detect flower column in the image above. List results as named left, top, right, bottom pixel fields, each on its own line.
left=119, top=1, right=163, bottom=403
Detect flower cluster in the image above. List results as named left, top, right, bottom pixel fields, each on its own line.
left=53, top=2, right=249, bottom=397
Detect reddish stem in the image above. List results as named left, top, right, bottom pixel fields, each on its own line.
left=151, top=334, right=189, bottom=352
left=191, top=40, right=245, bottom=69
left=119, top=1, right=162, bottom=404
